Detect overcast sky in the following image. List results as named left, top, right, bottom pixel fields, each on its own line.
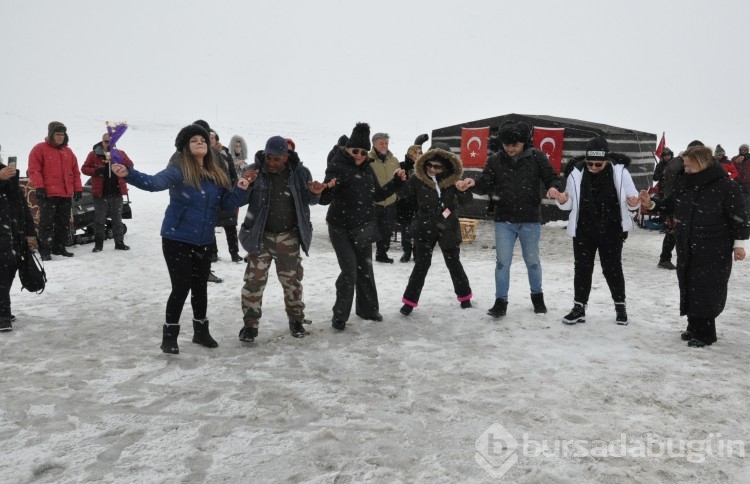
left=1, top=0, right=748, bottom=165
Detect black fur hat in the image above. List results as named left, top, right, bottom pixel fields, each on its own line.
left=346, top=122, right=371, bottom=150
left=192, top=119, right=211, bottom=131
left=175, top=124, right=210, bottom=152
left=498, top=121, right=531, bottom=145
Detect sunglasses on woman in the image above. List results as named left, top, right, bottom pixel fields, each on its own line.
left=349, top=148, right=369, bottom=156
left=586, top=161, right=605, bottom=168
left=426, top=162, right=445, bottom=170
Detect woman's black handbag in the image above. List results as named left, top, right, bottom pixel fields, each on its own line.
left=18, top=242, right=47, bottom=294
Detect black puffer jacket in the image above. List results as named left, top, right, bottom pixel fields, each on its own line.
left=473, top=146, right=562, bottom=223
left=0, top=168, right=36, bottom=258
left=400, top=148, right=471, bottom=248
left=654, top=163, right=749, bottom=318
left=319, top=149, right=403, bottom=230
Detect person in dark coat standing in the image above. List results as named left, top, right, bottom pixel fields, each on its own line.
left=236, top=136, right=330, bottom=343
left=209, top=130, right=242, bottom=263
left=396, top=143, right=423, bottom=263
left=472, top=121, right=563, bottom=318
left=319, top=122, right=406, bottom=330
left=0, top=161, right=38, bottom=331
left=81, top=132, right=134, bottom=252
left=112, top=124, right=251, bottom=354
left=640, top=145, right=749, bottom=347
left=554, top=138, right=640, bottom=325
left=399, top=147, right=474, bottom=315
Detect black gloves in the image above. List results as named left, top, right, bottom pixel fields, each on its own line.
left=35, top=188, right=46, bottom=198
left=73, top=192, right=82, bottom=201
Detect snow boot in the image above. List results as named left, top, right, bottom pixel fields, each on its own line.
left=331, top=317, right=346, bottom=330
left=161, top=323, right=180, bottom=354
left=487, top=298, right=507, bottom=318
left=92, top=237, right=104, bottom=253
left=460, top=300, right=472, bottom=309
left=615, top=302, right=628, bottom=325
left=238, top=325, right=258, bottom=343
left=531, top=292, right=547, bottom=314
left=192, top=319, right=219, bottom=348
left=400, top=250, right=411, bottom=263
left=562, top=303, right=586, bottom=325
left=289, top=319, right=310, bottom=338
left=0, top=316, right=12, bottom=332
left=230, top=251, right=244, bottom=263
left=400, top=304, right=414, bottom=315
left=115, top=241, right=130, bottom=251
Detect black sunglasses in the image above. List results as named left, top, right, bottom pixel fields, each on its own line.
left=349, top=148, right=369, bottom=156
left=586, top=161, right=605, bottom=168
left=426, top=162, right=445, bottom=169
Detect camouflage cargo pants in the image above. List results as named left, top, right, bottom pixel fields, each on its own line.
left=241, top=231, right=305, bottom=327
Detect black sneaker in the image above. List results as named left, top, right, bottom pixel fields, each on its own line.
left=207, top=271, right=223, bottom=283
left=400, top=304, right=413, bottom=315
left=562, top=303, right=586, bottom=325
left=115, top=242, right=130, bottom=250
left=615, top=303, right=628, bottom=325
left=231, top=252, right=244, bottom=263
left=375, top=255, right=394, bottom=263
left=331, top=318, right=346, bottom=330
left=0, top=319, right=11, bottom=332
left=239, top=326, right=258, bottom=342
left=52, top=248, right=74, bottom=257
left=487, top=298, right=507, bottom=318
left=657, top=260, right=676, bottom=270
left=289, top=319, right=309, bottom=338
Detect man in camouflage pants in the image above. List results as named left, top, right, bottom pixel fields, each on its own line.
left=238, top=136, right=330, bottom=342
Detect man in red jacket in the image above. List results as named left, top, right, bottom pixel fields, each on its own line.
left=81, top=133, right=133, bottom=252
left=27, top=121, right=83, bottom=260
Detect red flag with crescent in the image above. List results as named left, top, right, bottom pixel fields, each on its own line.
left=461, top=127, right=490, bottom=168
left=654, top=132, right=666, bottom=162
left=532, top=127, right=565, bottom=174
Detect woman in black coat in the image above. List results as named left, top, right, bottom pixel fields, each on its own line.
left=640, top=145, right=749, bottom=347
left=319, top=123, right=406, bottom=330
left=399, top=148, right=474, bottom=315
left=0, top=162, right=38, bottom=331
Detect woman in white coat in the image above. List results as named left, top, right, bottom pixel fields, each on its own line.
left=554, top=138, right=640, bottom=325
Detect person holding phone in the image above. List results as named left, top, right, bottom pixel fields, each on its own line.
left=0, top=157, right=38, bottom=331
left=554, top=137, right=640, bottom=326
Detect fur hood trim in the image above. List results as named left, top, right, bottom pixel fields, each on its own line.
left=414, top=148, right=463, bottom=188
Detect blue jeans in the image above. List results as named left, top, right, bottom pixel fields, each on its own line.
left=494, top=222, right=542, bottom=300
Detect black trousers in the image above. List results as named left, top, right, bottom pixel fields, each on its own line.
left=660, top=231, right=676, bottom=262
left=402, top=239, right=471, bottom=305
left=0, top=250, right=18, bottom=318
left=572, top=233, right=626, bottom=305
left=328, top=225, right=379, bottom=322
left=162, top=238, right=212, bottom=325
left=374, top=204, right=397, bottom=257
left=38, top=196, right=72, bottom=253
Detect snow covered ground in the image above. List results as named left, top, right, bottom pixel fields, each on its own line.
left=2, top=131, right=750, bottom=483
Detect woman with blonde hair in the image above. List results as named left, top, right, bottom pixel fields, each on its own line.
left=112, top=124, right=250, bottom=354
left=640, top=145, right=749, bottom=347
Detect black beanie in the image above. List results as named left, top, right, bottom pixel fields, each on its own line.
left=337, top=134, right=349, bottom=147
left=498, top=121, right=531, bottom=145
left=175, top=124, right=210, bottom=152
left=346, top=122, right=371, bottom=150
left=687, top=140, right=704, bottom=148
left=585, top=137, right=609, bottom=160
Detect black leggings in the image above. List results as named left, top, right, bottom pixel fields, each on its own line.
left=162, top=238, right=212, bottom=325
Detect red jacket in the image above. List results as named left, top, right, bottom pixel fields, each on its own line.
left=81, top=144, right=133, bottom=196
left=27, top=138, right=82, bottom=197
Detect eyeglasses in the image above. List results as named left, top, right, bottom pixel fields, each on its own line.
left=586, top=161, right=605, bottom=168
left=349, top=148, right=368, bottom=156
left=426, top=162, right=445, bottom=170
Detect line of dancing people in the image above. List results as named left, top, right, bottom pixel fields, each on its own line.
left=3, top=121, right=747, bottom=351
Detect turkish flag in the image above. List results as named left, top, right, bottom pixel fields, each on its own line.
left=532, top=127, right=565, bottom=174
left=654, top=132, right=666, bottom=162
left=461, top=127, right=490, bottom=168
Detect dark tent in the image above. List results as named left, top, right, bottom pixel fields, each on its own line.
left=430, top=113, right=657, bottom=221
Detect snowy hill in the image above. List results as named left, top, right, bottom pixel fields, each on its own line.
left=1, top=122, right=750, bottom=483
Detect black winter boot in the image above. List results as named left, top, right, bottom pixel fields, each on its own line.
left=289, top=319, right=310, bottom=338
left=615, top=303, right=628, bottom=325
left=400, top=250, right=411, bottom=263
left=531, top=293, right=547, bottom=314
left=92, top=237, right=104, bottom=253
left=161, top=323, right=180, bottom=354
left=562, top=303, right=586, bottom=325
left=239, top=325, right=258, bottom=343
left=192, top=319, right=219, bottom=348
left=487, top=298, right=508, bottom=318
left=115, top=241, right=130, bottom=250
left=230, top=251, right=244, bottom=263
